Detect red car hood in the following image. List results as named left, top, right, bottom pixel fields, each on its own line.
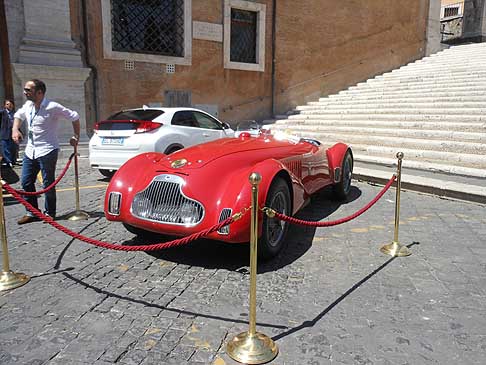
left=159, top=135, right=307, bottom=170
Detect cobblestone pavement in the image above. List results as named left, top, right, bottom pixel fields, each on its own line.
left=1, top=153, right=485, bottom=365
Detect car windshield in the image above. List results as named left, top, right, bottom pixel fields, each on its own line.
left=108, top=109, right=164, bottom=121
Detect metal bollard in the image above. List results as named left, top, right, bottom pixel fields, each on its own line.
left=0, top=180, right=30, bottom=291
left=380, top=152, right=412, bottom=257
left=66, top=144, right=89, bottom=221
left=226, top=172, right=278, bottom=364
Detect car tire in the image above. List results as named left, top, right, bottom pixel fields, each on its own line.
left=99, top=169, right=115, bottom=178
left=165, top=147, right=182, bottom=154
left=259, top=178, right=291, bottom=260
left=333, top=150, right=353, bottom=200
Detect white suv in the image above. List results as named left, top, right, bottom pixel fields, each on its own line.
left=89, top=107, right=234, bottom=177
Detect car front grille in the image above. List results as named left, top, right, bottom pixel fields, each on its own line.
left=131, top=174, right=204, bottom=226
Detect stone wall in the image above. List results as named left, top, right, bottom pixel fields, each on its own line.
left=73, top=0, right=428, bottom=129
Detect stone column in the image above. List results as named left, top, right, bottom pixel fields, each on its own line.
left=425, top=0, right=442, bottom=56
left=11, top=0, right=91, bottom=142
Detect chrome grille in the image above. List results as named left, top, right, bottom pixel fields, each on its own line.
left=131, top=174, right=204, bottom=226
left=217, top=208, right=232, bottom=235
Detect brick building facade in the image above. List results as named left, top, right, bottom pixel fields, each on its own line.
left=2, top=1, right=434, bottom=139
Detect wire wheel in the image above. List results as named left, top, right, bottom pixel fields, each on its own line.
left=260, top=178, right=291, bottom=260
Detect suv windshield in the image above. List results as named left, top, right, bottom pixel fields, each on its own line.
left=108, top=109, right=164, bottom=121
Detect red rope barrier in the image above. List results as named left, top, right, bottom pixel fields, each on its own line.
left=10, top=153, right=75, bottom=196
left=3, top=182, right=236, bottom=251
left=266, top=174, right=397, bottom=227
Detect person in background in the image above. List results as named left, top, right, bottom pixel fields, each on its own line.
left=0, top=99, right=16, bottom=167
left=12, top=79, right=80, bottom=224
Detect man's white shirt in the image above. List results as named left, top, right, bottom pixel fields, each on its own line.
left=14, top=98, right=79, bottom=159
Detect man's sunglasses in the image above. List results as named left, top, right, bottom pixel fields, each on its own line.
left=23, top=88, right=34, bottom=92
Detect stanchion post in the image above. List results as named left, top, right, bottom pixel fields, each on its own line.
left=66, top=144, right=89, bottom=221
left=226, top=172, right=278, bottom=364
left=380, top=152, right=412, bottom=257
left=0, top=180, right=30, bottom=291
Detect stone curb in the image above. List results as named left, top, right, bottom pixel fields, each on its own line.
left=354, top=166, right=486, bottom=204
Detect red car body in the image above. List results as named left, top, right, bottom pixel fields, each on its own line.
left=104, top=131, right=352, bottom=257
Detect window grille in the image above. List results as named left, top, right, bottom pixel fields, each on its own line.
left=230, top=8, right=257, bottom=64
left=444, top=7, right=459, bottom=18
left=111, top=0, right=185, bottom=57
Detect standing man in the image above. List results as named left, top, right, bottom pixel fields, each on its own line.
left=12, top=79, right=80, bottom=224
left=0, top=99, right=17, bottom=167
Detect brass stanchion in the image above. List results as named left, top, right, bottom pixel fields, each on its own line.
left=0, top=180, right=30, bottom=291
left=380, top=152, right=412, bottom=257
left=66, top=144, right=89, bottom=221
left=226, top=173, right=278, bottom=364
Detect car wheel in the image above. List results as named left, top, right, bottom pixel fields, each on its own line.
left=99, top=169, right=115, bottom=178
left=165, top=147, right=182, bottom=154
left=333, top=150, right=353, bottom=200
left=259, top=178, right=291, bottom=260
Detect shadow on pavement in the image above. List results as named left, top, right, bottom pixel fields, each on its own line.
left=271, top=241, right=420, bottom=341
left=141, top=186, right=362, bottom=273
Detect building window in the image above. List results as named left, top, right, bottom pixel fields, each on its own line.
left=230, top=9, right=257, bottom=63
left=101, top=0, right=192, bottom=65
left=224, top=0, right=266, bottom=72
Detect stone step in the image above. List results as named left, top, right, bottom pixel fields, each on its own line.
left=268, top=124, right=486, bottom=142
left=295, top=103, right=486, bottom=115
left=347, top=83, right=486, bottom=92
left=353, top=153, right=486, bottom=178
left=356, top=79, right=486, bottom=88
left=377, top=70, right=486, bottom=80
left=288, top=113, right=486, bottom=122
left=352, top=146, right=486, bottom=170
left=277, top=130, right=486, bottom=155
left=326, top=93, right=486, bottom=101
left=266, top=119, right=485, bottom=132
left=307, top=100, right=486, bottom=108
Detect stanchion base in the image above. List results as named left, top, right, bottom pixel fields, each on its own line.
left=380, top=241, right=412, bottom=257
left=226, top=331, right=278, bottom=364
left=66, top=210, right=90, bottom=221
left=0, top=270, right=30, bottom=291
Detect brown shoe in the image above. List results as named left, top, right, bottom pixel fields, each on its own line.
left=17, top=215, right=39, bottom=225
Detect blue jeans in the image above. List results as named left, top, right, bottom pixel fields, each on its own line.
left=21, top=149, right=59, bottom=217
left=1, top=139, right=15, bottom=164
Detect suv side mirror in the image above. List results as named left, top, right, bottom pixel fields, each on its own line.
left=222, top=122, right=231, bottom=129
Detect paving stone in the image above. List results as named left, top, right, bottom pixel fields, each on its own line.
left=0, top=155, right=485, bottom=364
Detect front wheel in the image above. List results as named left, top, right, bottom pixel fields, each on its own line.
left=333, top=150, right=353, bottom=200
left=259, top=178, right=291, bottom=260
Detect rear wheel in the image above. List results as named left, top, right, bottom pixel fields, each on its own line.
left=333, top=151, right=353, bottom=200
left=99, top=169, right=115, bottom=178
left=259, top=178, right=291, bottom=260
left=165, top=146, right=182, bottom=154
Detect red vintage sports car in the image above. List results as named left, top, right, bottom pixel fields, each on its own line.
left=104, top=130, right=353, bottom=258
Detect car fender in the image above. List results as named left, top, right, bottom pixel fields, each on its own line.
left=326, top=143, right=352, bottom=182
left=104, top=152, right=166, bottom=217
left=218, top=158, right=305, bottom=217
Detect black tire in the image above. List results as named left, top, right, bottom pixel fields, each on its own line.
left=123, top=223, right=155, bottom=238
left=99, top=169, right=115, bottom=178
left=165, top=147, right=182, bottom=154
left=333, top=150, right=353, bottom=200
left=259, top=178, right=291, bottom=260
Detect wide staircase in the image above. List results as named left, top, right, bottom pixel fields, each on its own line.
left=265, top=43, right=486, bottom=202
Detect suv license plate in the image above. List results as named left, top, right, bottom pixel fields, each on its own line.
left=101, top=137, right=124, bottom=145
